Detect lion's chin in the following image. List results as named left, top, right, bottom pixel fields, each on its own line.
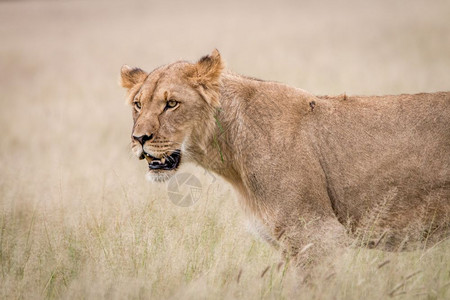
left=145, top=170, right=176, bottom=183
left=141, top=150, right=182, bottom=183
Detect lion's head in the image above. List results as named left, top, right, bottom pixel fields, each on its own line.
left=120, top=50, right=223, bottom=182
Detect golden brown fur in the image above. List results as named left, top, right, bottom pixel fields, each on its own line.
left=120, top=50, right=450, bottom=266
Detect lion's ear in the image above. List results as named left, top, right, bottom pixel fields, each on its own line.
left=194, top=49, right=224, bottom=85
left=187, top=49, right=224, bottom=108
left=120, top=65, right=147, bottom=89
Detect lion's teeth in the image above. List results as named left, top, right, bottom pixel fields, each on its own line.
left=161, top=157, right=165, bottom=164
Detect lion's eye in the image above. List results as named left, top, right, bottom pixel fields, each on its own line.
left=166, top=100, right=179, bottom=109
left=134, top=101, right=141, bottom=110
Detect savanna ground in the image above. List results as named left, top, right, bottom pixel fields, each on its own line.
left=1, top=0, right=449, bottom=299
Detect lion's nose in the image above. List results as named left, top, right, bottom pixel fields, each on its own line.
left=133, top=133, right=154, bottom=146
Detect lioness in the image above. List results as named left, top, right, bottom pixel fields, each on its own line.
left=120, top=50, right=450, bottom=266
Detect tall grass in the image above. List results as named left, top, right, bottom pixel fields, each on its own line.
left=1, top=0, right=449, bottom=299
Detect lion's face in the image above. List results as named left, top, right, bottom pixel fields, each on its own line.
left=120, top=50, right=223, bottom=182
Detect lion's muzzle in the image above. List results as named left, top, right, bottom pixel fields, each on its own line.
left=132, top=134, right=182, bottom=171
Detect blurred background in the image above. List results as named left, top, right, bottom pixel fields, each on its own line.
left=1, top=0, right=449, bottom=299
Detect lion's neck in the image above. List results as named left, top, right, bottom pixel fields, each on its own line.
left=187, top=74, right=253, bottom=186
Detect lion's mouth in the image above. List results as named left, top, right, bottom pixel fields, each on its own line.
left=144, top=150, right=181, bottom=171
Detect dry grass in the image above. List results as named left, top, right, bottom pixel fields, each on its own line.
left=1, top=0, right=449, bottom=299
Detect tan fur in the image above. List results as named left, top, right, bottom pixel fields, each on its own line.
left=120, top=50, right=450, bottom=267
